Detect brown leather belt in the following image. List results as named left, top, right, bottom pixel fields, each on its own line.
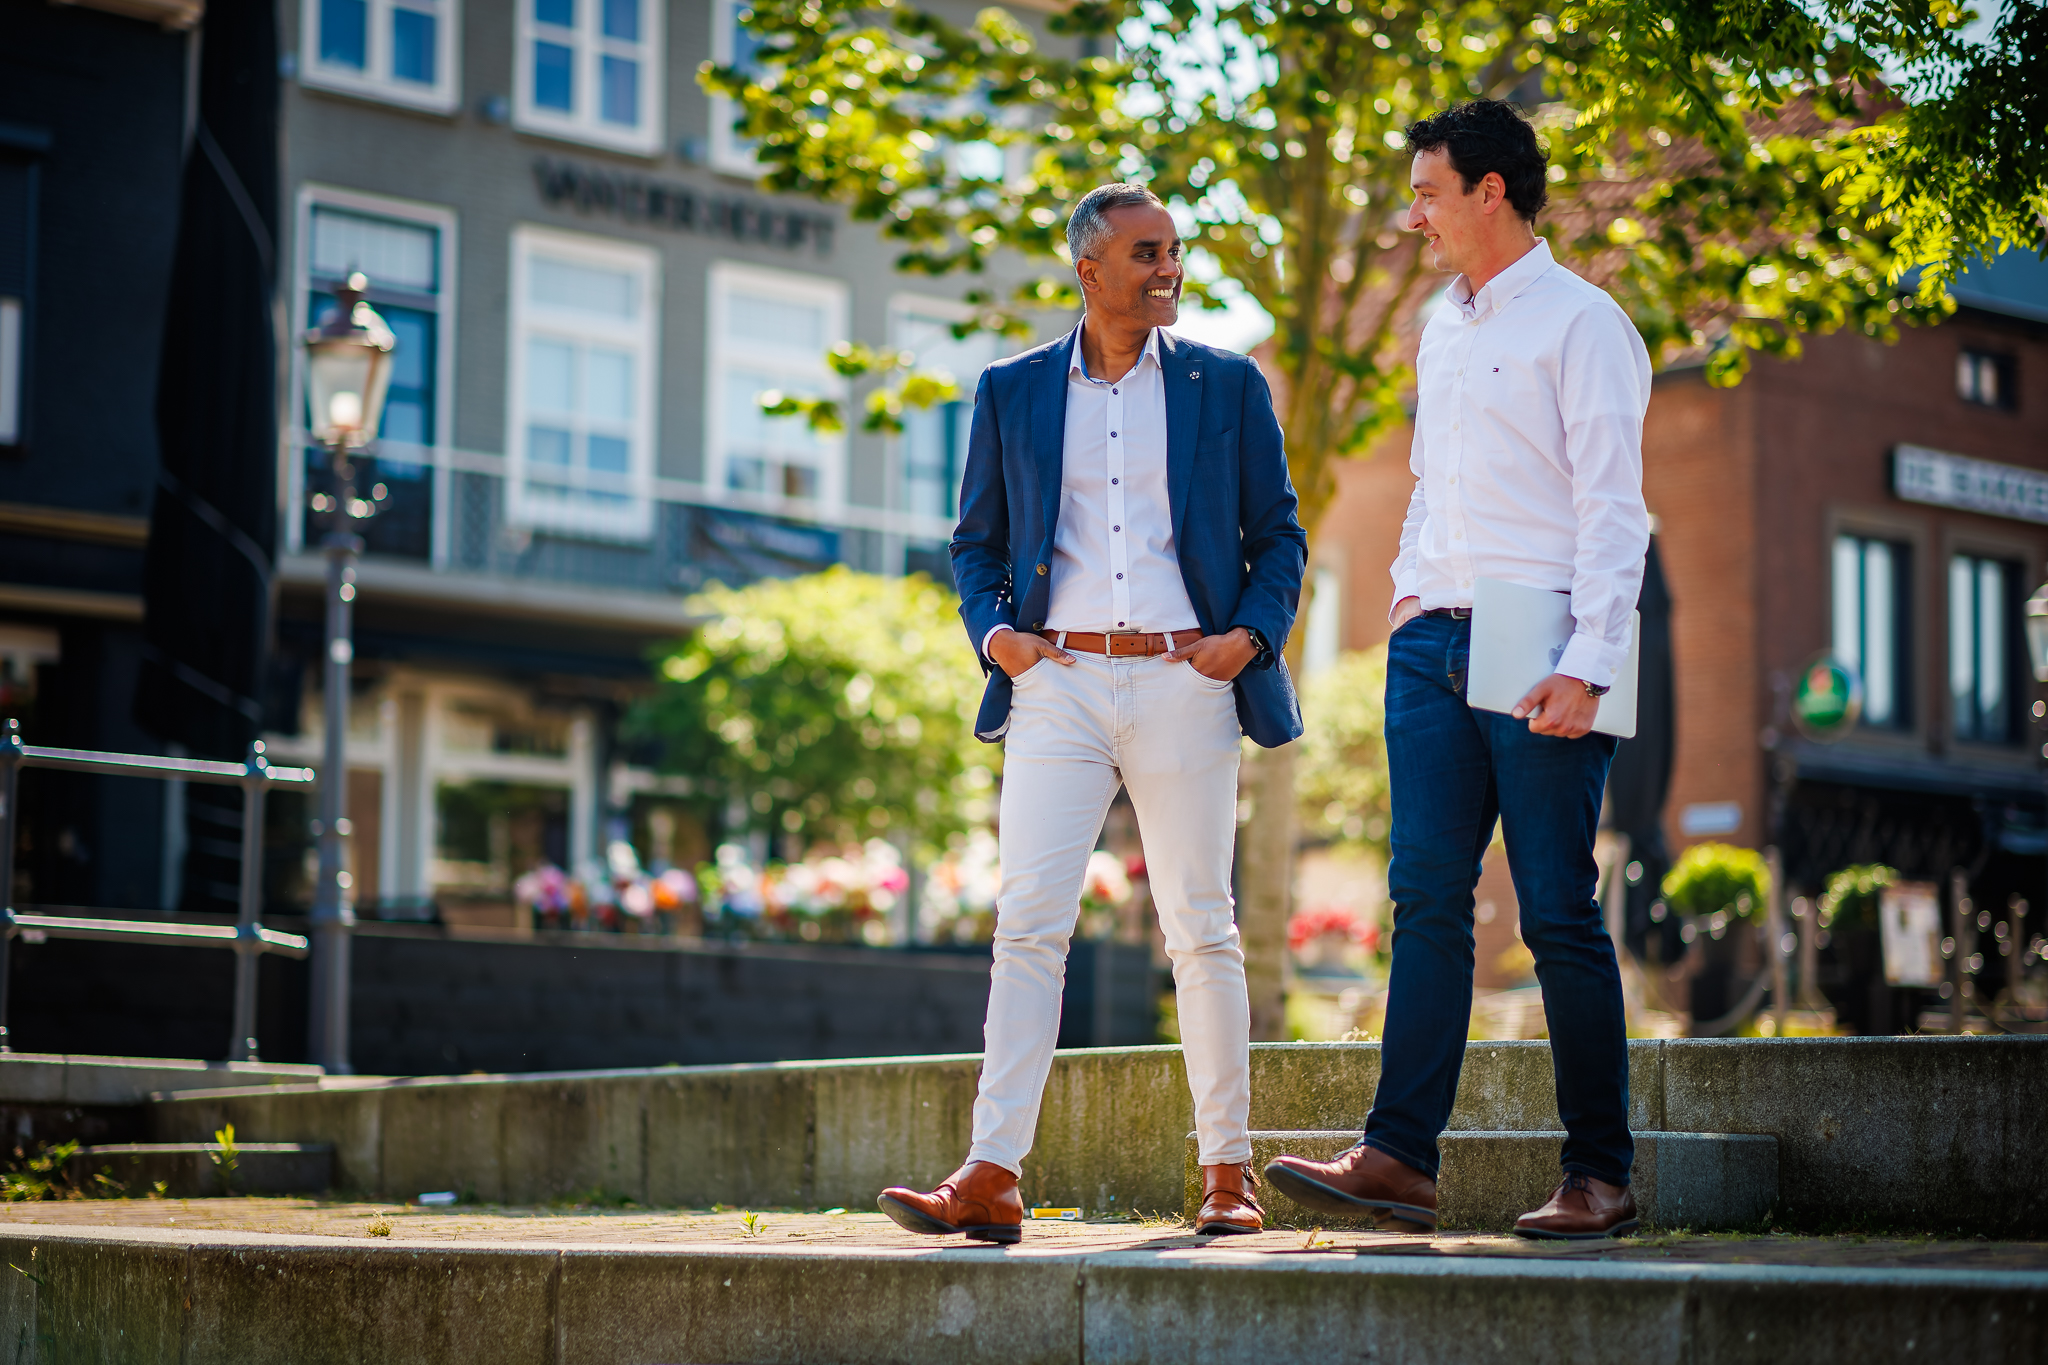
left=1036, top=628, right=1203, bottom=657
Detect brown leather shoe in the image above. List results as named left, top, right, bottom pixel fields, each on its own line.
left=877, top=1161, right=1023, bottom=1245
left=1194, top=1162, right=1264, bottom=1236
left=1263, top=1142, right=1438, bottom=1232
left=1514, top=1172, right=1638, bottom=1240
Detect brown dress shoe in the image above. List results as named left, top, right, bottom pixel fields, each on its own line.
left=1263, top=1142, right=1439, bottom=1232
left=1514, top=1172, right=1638, bottom=1241
left=877, top=1160, right=1023, bottom=1245
left=1194, top=1162, right=1264, bottom=1236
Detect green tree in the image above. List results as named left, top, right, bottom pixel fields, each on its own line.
left=1295, top=647, right=1392, bottom=865
left=630, top=567, right=994, bottom=856
left=702, top=0, right=2021, bottom=1034
left=1653, top=0, right=2047, bottom=299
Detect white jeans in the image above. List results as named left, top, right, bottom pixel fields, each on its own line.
left=969, top=650, right=1252, bottom=1174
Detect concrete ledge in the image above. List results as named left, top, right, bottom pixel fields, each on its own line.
left=0, top=1055, right=324, bottom=1106
left=0, top=1225, right=2039, bottom=1365
left=68, top=1143, right=334, bottom=1198
left=1184, top=1131, right=1778, bottom=1231
left=146, top=1037, right=2048, bottom=1233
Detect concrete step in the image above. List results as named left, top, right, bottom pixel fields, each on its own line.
left=145, top=1037, right=2048, bottom=1235
left=1186, top=1130, right=1778, bottom=1231
left=66, top=1142, right=333, bottom=1198
left=1, top=1222, right=2039, bottom=1364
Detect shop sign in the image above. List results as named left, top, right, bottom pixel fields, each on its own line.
left=1879, top=881, right=1943, bottom=987
left=1892, top=444, right=2048, bottom=524
left=1791, top=656, right=1860, bottom=741
left=534, top=159, right=836, bottom=255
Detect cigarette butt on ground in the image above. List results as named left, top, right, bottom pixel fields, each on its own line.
left=1030, top=1207, right=1083, bottom=1221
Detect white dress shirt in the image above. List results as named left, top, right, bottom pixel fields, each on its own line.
left=985, top=322, right=1199, bottom=657
left=1390, top=237, right=1652, bottom=688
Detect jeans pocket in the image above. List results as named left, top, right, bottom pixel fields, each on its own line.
left=1186, top=662, right=1235, bottom=690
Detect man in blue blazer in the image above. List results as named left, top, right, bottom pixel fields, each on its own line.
left=878, top=183, right=1307, bottom=1245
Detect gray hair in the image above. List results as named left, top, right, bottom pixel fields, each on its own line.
left=1065, top=183, right=1166, bottom=264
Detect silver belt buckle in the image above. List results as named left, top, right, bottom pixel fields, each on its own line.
left=1103, top=626, right=1143, bottom=656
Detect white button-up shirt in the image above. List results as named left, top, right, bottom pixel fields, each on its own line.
left=1391, top=237, right=1652, bottom=687
left=985, top=322, right=1199, bottom=657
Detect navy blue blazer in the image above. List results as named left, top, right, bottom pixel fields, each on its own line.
left=950, top=325, right=1307, bottom=749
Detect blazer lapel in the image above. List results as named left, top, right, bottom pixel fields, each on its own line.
left=1031, top=326, right=1079, bottom=544
left=1161, top=332, right=1202, bottom=544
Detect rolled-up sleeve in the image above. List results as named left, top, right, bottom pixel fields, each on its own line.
left=1388, top=423, right=1429, bottom=620
left=1552, top=305, right=1652, bottom=688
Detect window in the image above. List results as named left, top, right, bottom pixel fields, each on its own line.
left=707, top=262, right=846, bottom=507
left=508, top=226, right=659, bottom=540
left=0, top=296, right=18, bottom=448
left=707, top=0, right=767, bottom=173
left=1950, top=553, right=2020, bottom=744
left=889, top=300, right=999, bottom=522
left=0, top=146, right=35, bottom=450
left=1832, top=533, right=1912, bottom=730
left=300, top=0, right=460, bottom=114
left=1957, top=350, right=2016, bottom=410
left=295, top=190, right=455, bottom=559
left=515, top=0, right=663, bottom=155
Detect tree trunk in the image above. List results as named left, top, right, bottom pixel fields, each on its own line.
left=1237, top=738, right=1298, bottom=1042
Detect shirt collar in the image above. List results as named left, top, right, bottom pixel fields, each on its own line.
left=1069, top=319, right=1162, bottom=384
left=1448, top=236, right=1554, bottom=321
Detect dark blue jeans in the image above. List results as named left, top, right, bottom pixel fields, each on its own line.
left=1362, top=614, right=1633, bottom=1186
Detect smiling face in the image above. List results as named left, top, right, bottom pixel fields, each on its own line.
left=1076, top=202, right=1183, bottom=330
left=1404, top=147, right=1504, bottom=278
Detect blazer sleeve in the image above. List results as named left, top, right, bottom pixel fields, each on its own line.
left=1227, top=360, right=1308, bottom=667
left=949, top=366, right=1015, bottom=672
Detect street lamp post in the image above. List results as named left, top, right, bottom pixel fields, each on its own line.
left=301, top=272, right=395, bottom=1075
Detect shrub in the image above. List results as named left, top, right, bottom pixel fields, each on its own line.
left=1818, top=864, right=1896, bottom=932
left=1661, top=842, right=1769, bottom=921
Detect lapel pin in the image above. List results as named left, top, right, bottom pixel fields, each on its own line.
left=1189, top=369, right=1201, bottom=379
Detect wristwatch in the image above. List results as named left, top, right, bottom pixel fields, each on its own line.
left=1583, top=681, right=1611, bottom=698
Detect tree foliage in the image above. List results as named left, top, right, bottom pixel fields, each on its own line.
left=1294, top=646, right=1392, bottom=863
left=700, top=0, right=1990, bottom=532
left=629, top=567, right=994, bottom=854
left=1661, top=841, right=1770, bottom=921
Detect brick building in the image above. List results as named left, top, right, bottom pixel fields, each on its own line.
left=1310, top=248, right=2048, bottom=1009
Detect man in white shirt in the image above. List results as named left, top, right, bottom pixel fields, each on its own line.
left=1266, top=100, right=1652, bottom=1240
left=877, top=183, right=1307, bottom=1243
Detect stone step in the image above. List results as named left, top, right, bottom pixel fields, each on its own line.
left=66, top=1142, right=333, bottom=1198
left=1187, top=1130, right=1778, bottom=1232
left=144, top=1037, right=2048, bottom=1234
left=2, top=1222, right=2039, bottom=1364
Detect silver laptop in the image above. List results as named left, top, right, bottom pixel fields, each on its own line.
left=1465, top=578, right=1639, bottom=739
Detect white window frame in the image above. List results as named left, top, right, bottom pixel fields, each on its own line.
left=1831, top=531, right=1910, bottom=731
left=709, top=0, right=762, bottom=175
left=286, top=184, right=459, bottom=560
left=506, top=224, right=662, bottom=542
left=513, top=0, right=665, bottom=157
left=298, top=0, right=462, bottom=115
left=885, top=292, right=993, bottom=554
left=706, top=260, right=849, bottom=513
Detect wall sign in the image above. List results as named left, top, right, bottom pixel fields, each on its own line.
left=534, top=159, right=835, bottom=255
left=1791, top=656, right=1860, bottom=741
left=1892, top=443, right=2048, bottom=524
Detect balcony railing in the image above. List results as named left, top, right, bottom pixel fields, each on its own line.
left=286, top=437, right=957, bottom=595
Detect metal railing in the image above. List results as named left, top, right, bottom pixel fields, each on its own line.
left=0, top=718, right=316, bottom=1061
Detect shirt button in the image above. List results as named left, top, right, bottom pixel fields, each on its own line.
left=1113, top=525, right=1121, bottom=532
left=1111, top=478, right=1119, bottom=485
left=1112, top=388, right=1118, bottom=395
left=1111, top=431, right=1118, bottom=438
left=1449, top=476, right=1457, bottom=484
left=1116, top=573, right=1124, bottom=580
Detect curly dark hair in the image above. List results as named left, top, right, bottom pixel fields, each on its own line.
left=1403, top=99, right=1549, bottom=222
